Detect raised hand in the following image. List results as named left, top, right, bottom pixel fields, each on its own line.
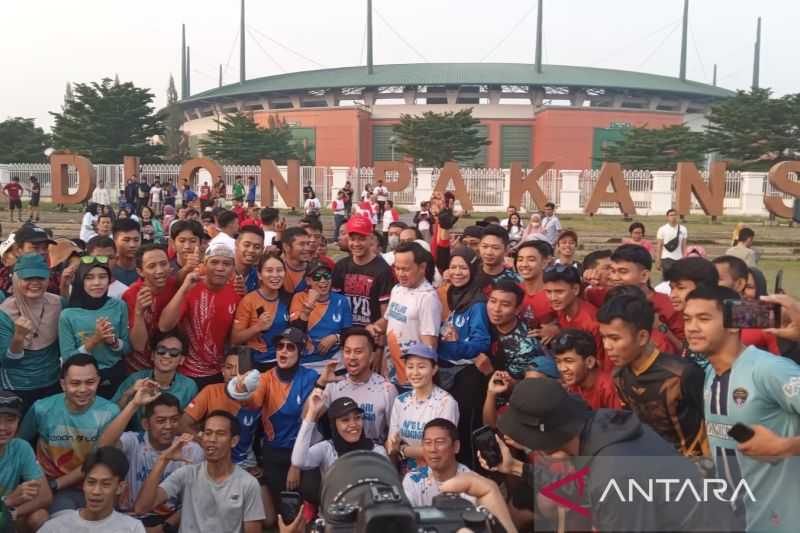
left=13, top=316, right=34, bottom=339
left=163, top=433, right=194, bottom=462
left=135, top=286, right=154, bottom=316
left=487, top=371, right=510, bottom=395
left=306, top=388, right=326, bottom=420
left=305, top=288, right=321, bottom=307
left=233, top=273, right=246, bottom=295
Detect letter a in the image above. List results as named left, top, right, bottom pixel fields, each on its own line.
left=583, top=162, right=636, bottom=216
left=433, top=161, right=474, bottom=212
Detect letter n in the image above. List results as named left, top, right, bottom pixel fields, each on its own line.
left=50, top=154, right=96, bottom=205
left=509, top=161, right=554, bottom=210
left=583, top=162, right=636, bottom=215
left=433, top=161, right=473, bottom=212
left=260, top=160, right=300, bottom=208
left=374, top=161, right=411, bottom=193
left=764, top=161, right=800, bottom=219
left=675, top=161, right=726, bottom=216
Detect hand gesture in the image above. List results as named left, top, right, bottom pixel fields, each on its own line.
left=306, top=388, right=326, bottom=420
left=477, top=434, right=515, bottom=474
left=98, top=318, right=117, bottom=345
left=233, top=273, right=246, bottom=296
left=135, top=286, right=154, bottom=316
left=532, top=323, right=560, bottom=345
left=305, top=288, right=321, bottom=307
left=256, top=310, right=273, bottom=332
left=318, top=359, right=339, bottom=386
left=184, top=268, right=203, bottom=290
left=61, top=263, right=78, bottom=288
left=276, top=217, right=287, bottom=234
left=487, top=371, right=510, bottom=395
left=278, top=509, right=306, bottom=533
left=285, top=465, right=300, bottom=491
left=365, top=322, right=383, bottom=340
left=762, top=294, right=800, bottom=341
left=185, top=245, right=201, bottom=271
left=163, top=433, right=193, bottom=462
left=386, top=432, right=402, bottom=455
left=318, top=335, right=338, bottom=355
left=132, top=381, right=161, bottom=407
left=13, top=316, right=34, bottom=339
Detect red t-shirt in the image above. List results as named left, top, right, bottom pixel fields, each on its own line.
left=3, top=182, right=22, bottom=200
left=741, top=328, right=780, bottom=354
left=558, top=299, right=606, bottom=367
left=584, top=286, right=608, bottom=309
left=650, top=291, right=684, bottom=340
left=232, top=205, right=247, bottom=223
left=568, top=369, right=622, bottom=410
left=177, top=282, right=241, bottom=377
left=518, top=288, right=556, bottom=330
left=240, top=217, right=261, bottom=228
left=122, top=278, right=179, bottom=372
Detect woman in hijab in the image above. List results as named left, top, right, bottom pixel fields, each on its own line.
left=436, top=246, right=491, bottom=469
left=521, top=212, right=545, bottom=243
left=0, top=254, right=61, bottom=412
left=58, top=255, right=130, bottom=399
left=290, top=391, right=386, bottom=503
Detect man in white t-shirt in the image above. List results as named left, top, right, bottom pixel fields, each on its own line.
left=149, top=180, right=163, bottom=217
left=38, top=447, right=146, bottom=533
left=402, top=418, right=474, bottom=507
left=655, top=208, right=688, bottom=274
left=541, top=202, right=561, bottom=245
left=367, top=241, right=442, bottom=386
left=321, top=327, right=398, bottom=443
left=374, top=180, right=389, bottom=219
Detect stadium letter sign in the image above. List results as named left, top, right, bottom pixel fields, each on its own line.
left=51, top=156, right=799, bottom=217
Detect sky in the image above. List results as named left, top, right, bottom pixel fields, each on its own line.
left=1, top=0, right=797, bottom=132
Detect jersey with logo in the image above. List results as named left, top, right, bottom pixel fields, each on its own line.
left=290, top=291, right=353, bottom=369
left=402, top=463, right=474, bottom=507
left=18, top=394, right=120, bottom=478
left=332, top=255, right=394, bottom=326
left=705, top=346, right=800, bottom=532
left=389, top=386, right=459, bottom=452
left=323, top=373, right=398, bottom=442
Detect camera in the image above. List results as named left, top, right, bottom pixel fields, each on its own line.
left=313, top=451, right=500, bottom=533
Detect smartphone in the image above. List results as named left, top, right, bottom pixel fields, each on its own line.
left=237, top=346, right=252, bottom=374
left=334, top=367, right=348, bottom=377
left=473, top=426, right=502, bottom=468
left=723, top=299, right=781, bottom=329
left=256, top=306, right=265, bottom=316
left=279, top=491, right=303, bottom=524
left=727, top=423, right=755, bottom=443
left=775, top=270, right=784, bottom=295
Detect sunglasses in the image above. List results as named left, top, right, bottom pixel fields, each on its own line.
left=80, top=255, right=110, bottom=265
left=277, top=341, right=298, bottom=351
left=310, top=271, right=332, bottom=282
left=155, top=346, right=183, bottom=357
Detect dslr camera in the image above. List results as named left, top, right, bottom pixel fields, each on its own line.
left=312, top=451, right=504, bottom=533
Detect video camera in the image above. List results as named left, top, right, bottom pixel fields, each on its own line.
left=312, top=451, right=503, bottom=533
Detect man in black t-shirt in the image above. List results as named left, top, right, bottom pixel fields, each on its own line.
left=332, top=216, right=394, bottom=327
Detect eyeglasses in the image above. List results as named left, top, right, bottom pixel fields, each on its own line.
left=310, top=271, right=332, bottom=282
left=276, top=341, right=298, bottom=351
left=80, top=255, right=110, bottom=265
left=155, top=346, right=183, bottom=357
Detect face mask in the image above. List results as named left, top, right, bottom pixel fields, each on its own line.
left=388, top=235, right=400, bottom=251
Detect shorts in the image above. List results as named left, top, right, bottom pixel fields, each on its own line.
left=30, top=195, right=40, bottom=207
left=9, top=199, right=21, bottom=210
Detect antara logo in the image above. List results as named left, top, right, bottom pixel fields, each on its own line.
left=598, top=478, right=757, bottom=504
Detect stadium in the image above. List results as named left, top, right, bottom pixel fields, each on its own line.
left=177, top=1, right=737, bottom=170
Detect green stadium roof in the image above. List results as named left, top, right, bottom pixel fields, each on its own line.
left=182, top=62, right=734, bottom=104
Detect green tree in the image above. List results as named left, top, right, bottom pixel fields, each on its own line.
left=0, top=118, right=51, bottom=162
left=602, top=124, right=706, bottom=169
left=704, top=88, right=800, bottom=169
left=199, top=113, right=299, bottom=164
left=392, top=108, right=490, bottom=167
left=164, top=75, right=189, bottom=163
left=50, top=78, right=166, bottom=163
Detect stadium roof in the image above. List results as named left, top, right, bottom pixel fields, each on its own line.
left=182, top=62, right=734, bottom=104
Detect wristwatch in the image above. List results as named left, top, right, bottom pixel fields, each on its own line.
left=658, top=323, right=669, bottom=334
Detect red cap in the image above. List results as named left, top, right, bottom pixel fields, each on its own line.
left=346, top=215, right=373, bottom=236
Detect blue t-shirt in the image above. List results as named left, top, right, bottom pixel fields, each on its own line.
left=705, top=346, right=800, bottom=532
left=59, top=298, right=131, bottom=369
left=246, top=184, right=256, bottom=203
left=0, top=438, right=43, bottom=497
left=0, top=310, right=60, bottom=390
left=299, top=292, right=353, bottom=369
left=112, top=370, right=199, bottom=431
left=258, top=367, right=319, bottom=450
left=19, top=394, right=120, bottom=479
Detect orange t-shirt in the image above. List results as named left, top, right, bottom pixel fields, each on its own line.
left=184, top=383, right=241, bottom=421
left=233, top=291, right=282, bottom=352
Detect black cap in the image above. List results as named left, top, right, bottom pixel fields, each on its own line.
left=305, top=259, right=332, bottom=277
left=14, top=224, right=56, bottom=246
left=271, top=327, right=308, bottom=349
left=0, top=390, right=23, bottom=418
left=497, top=378, right=590, bottom=452
left=328, top=397, right=364, bottom=420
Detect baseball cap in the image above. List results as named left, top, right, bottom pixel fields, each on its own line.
left=14, top=224, right=56, bottom=246
left=205, top=243, right=234, bottom=259
left=271, top=327, right=309, bottom=348
left=346, top=215, right=373, bottom=236
left=508, top=354, right=560, bottom=380
left=0, top=390, right=23, bottom=418
left=305, top=259, right=332, bottom=277
left=497, top=378, right=590, bottom=452
left=13, top=253, right=49, bottom=279
left=401, top=341, right=438, bottom=362
left=328, top=397, right=364, bottom=420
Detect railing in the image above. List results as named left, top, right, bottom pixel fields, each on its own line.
left=351, top=167, right=416, bottom=206
left=579, top=169, right=653, bottom=210
left=432, top=167, right=507, bottom=208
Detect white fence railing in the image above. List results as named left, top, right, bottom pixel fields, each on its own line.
left=0, top=163, right=796, bottom=216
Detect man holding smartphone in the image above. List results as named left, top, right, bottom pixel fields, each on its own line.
left=685, top=285, right=800, bottom=532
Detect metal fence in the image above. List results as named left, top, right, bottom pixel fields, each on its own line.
left=351, top=167, right=416, bottom=205
left=579, top=169, right=653, bottom=210
left=432, top=167, right=506, bottom=208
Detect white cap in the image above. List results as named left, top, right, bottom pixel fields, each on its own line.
left=0, top=234, right=15, bottom=257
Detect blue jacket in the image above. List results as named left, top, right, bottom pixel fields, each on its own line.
left=438, top=301, right=491, bottom=365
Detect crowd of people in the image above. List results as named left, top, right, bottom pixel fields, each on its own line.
left=0, top=177, right=799, bottom=533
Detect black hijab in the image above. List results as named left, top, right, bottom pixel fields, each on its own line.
left=447, top=246, right=485, bottom=314
left=329, top=412, right=374, bottom=456
left=67, top=261, right=111, bottom=310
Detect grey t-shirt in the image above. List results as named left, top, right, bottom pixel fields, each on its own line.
left=160, top=461, right=265, bottom=533
left=39, top=510, right=145, bottom=533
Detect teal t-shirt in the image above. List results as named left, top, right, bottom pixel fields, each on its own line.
left=0, top=438, right=43, bottom=497
left=0, top=310, right=60, bottom=390
left=705, top=346, right=800, bottom=532
left=112, top=370, right=198, bottom=431
left=18, top=393, right=120, bottom=479
left=59, top=298, right=130, bottom=369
